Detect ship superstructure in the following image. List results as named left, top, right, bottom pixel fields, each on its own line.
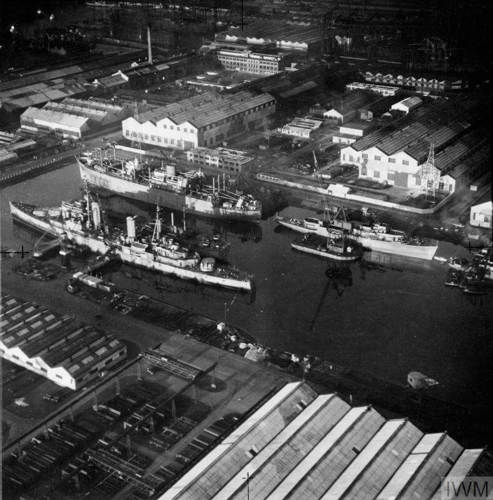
left=9, top=195, right=253, bottom=292
left=78, top=148, right=262, bottom=220
left=277, top=209, right=438, bottom=260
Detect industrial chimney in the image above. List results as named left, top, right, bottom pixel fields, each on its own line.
left=147, top=24, right=153, bottom=65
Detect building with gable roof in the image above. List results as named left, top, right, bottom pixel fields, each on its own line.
left=122, top=90, right=275, bottom=150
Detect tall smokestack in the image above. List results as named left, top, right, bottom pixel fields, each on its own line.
left=147, top=24, right=153, bottom=65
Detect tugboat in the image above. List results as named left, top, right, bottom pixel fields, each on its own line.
left=291, top=233, right=362, bottom=262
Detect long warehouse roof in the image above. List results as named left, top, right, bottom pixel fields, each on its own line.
left=158, top=382, right=490, bottom=500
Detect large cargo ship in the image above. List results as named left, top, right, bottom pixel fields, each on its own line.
left=78, top=150, right=262, bottom=221
left=9, top=199, right=253, bottom=292
left=277, top=213, right=438, bottom=261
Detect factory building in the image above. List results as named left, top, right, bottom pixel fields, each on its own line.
left=217, top=48, right=286, bottom=76
left=185, top=147, right=253, bottom=174
left=214, top=21, right=322, bottom=54
left=159, top=381, right=489, bottom=500
left=339, top=100, right=478, bottom=193
left=0, top=294, right=127, bottom=390
left=122, top=90, right=275, bottom=150
left=20, top=97, right=130, bottom=138
left=281, top=117, right=322, bottom=139
left=363, top=72, right=454, bottom=92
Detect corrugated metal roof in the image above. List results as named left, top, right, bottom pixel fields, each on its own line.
left=160, top=382, right=316, bottom=500
left=138, top=90, right=274, bottom=129
left=214, top=394, right=348, bottom=500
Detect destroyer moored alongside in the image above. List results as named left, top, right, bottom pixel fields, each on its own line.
left=277, top=213, right=438, bottom=260
left=78, top=149, right=262, bottom=221
left=9, top=199, right=253, bottom=292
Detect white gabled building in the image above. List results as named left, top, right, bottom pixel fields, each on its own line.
left=0, top=294, right=127, bottom=390
left=122, top=90, right=275, bottom=150
left=390, top=96, right=423, bottom=114
left=340, top=116, right=470, bottom=193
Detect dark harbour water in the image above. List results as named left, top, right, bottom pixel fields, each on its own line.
left=2, top=162, right=493, bottom=423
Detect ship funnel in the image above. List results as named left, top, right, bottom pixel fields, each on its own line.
left=147, top=24, right=153, bottom=65
left=126, top=216, right=136, bottom=240
left=91, top=202, right=101, bottom=229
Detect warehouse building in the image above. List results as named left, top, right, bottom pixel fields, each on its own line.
left=0, top=294, right=127, bottom=390
left=20, top=107, right=90, bottom=139
left=390, top=96, right=423, bottom=115
left=122, top=90, right=275, bottom=150
left=323, top=91, right=381, bottom=124
left=20, top=97, right=130, bottom=138
left=217, top=48, right=287, bottom=76
left=159, top=381, right=490, bottom=500
left=0, top=79, right=88, bottom=113
left=339, top=99, right=476, bottom=193
left=185, top=147, right=253, bottom=174
left=281, top=117, right=322, bottom=139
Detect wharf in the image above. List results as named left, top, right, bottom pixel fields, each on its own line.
left=2, top=256, right=492, bottom=450
left=1, top=257, right=296, bottom=461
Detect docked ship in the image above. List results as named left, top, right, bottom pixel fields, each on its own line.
left=291, top=233, right=362, bottom=262
left=78, top=150, right=262, bottom=221
left=9, top=198, right=253, bottom=292
left=276, top=212, right=438, bottom=261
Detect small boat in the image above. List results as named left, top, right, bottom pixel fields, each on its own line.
left=407, top=371, right=439, bottom=389
left=444, top=269, right=463, bottom=288
left=448, top=257, right=469, bottom=271
left=433, top=255, right=447, bottom=263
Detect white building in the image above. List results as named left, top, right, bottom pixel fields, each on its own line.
left=20, top=97, right=129, bottom=138
left=185, top=147, right=253, bottom=174
left=21, top=107, right=90, bottom=138
left=122, top=90, right=275, bottom=150
left=345, top=82, right=400, bottom=96
left=281, top=117, right=322, bottom=139
left=390, top=96, right=423, bottom=114
left=340, top=117, right=469, bottom=193
left=470, top=201, right=492, bottom=229
left=217, top=48, right=285, bottom=75
left=332, top=121, right=372, bottom=145
left=0, top=294, right=127, bottom=390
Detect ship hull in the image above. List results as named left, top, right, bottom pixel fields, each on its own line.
left=291, top=242, right=360, bottom=262
left=79, top=162, right=261, bottom=221
left=277, top=217, right=437, bottom=260
left=10, top=202, right=252, bottom=292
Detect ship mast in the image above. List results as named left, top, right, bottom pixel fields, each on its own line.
left=152, top=205, right=162, bottom=241
left=83, top=179, right=93, bottom=230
